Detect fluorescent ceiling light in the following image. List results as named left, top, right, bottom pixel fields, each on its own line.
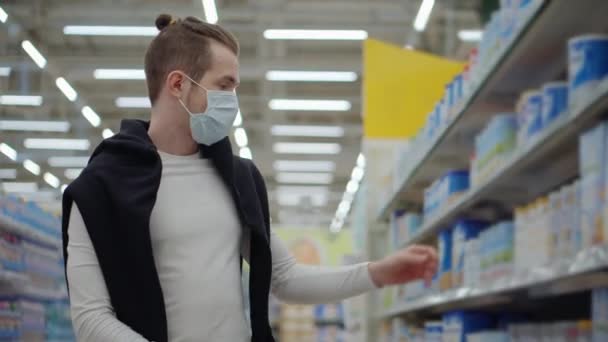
left=413, top=0, right=435, bottom=32
left=63, top=25, right=158, bottom=36
left=264, top=29, right=368, bottom=41
left=357, top=153, right=365, bottom=168
left=337, top=200, right=351, bottom=215
left=202, top=0, right=219, bottom=24
left=239, top=147, right=252, bottom=160
left=271, top=125, right=345, bottom=138
left=234, top=127, right=248, bottom=147
left=2, top=182, right=38, bottom=193
left=458, top=29, right=483, bottom=42
left=269, top=99, right=351, bottom=111
left=266, top=71, right=357, bottom=82
left=0, top=143, right=17, bottom=161
left=94, top=69, right=145, bottom=80
left=23, top=159, right=41, bottom=176
left=24, top=138, right=90, bottom=151
left=64, top=168, right=83, bottom=180
left=0, top=67, right=10, bottom=77
left=115, top=97, right=151, bottom=108
left=0, top=120, right=70, bottom=132
left=351, top=166, right=364, bottom=182
left=273, top=142, right=341, bottom=155
left=55, top=77, right=78, bottom=102
left=48, top=156, right=89, bottom=167
left=0, top=95, right=43, bottom=106
left=0, top=6, right=8, bottom=23
left=276, top=172, right=333, bottom=185
left=346, top=179, right=359, bottom=194
left=21, top=40, right=47, bottom=69
left=233, top=110, right=243, bottom=127
left=102, top=128, right=114, bottom=139
left=43, top=172, right=60, bottom=188
left=342, top=191, right=354, bottom=202
left=0, top=169, right=17, bottom=179
left=273, top=160, right=336, bottom=173
left=81, top=106, right=101, bottom=127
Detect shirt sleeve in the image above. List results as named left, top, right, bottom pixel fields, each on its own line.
left=66, top=204, right=150, bottom=342
left=241, top=229, right=378, bottom=304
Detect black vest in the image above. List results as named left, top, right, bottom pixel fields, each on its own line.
left=62, top=119, right=274, bottom=342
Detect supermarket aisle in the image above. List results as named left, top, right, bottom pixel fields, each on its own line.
left=372, top=0, right=608, bottom=341
left=1, top=0, right=608, bottom=341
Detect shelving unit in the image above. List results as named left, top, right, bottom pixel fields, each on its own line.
left=404, top=78, right=608, bottom=246
left=377, top=0, right=608, bottom=221
left=368, top=0, right=608, bottom=340
left=0, top=197, right=73, bottom=341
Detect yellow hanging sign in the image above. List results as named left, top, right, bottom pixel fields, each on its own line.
left=363, top=39, right=464, bottom=138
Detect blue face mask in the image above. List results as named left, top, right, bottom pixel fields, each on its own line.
left=178, top=74, right=239, bottom=146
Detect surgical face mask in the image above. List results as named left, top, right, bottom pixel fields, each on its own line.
left=177, top=74, right=239, bottom=146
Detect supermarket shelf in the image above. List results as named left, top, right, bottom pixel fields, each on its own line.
left=403, top=79, right=608, bottom=245
left=0, top=270, right=28, bottom=285
left=0, top=310, right=20, bottom=319
left=314, top=318, right=344, bottom=327
left=377, top=0, right=608, bottom=221
left=0, top=216, right=62, bottom=250
left=382, top=246, right=608, bottom=318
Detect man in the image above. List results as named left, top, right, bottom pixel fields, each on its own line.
left=62, top=14, right=437, bottom=342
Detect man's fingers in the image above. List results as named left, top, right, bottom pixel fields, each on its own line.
left=408, top=245, right=438, bottom=262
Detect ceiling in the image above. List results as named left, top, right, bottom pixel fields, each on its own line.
left=0, top=0, right=481, bottom=227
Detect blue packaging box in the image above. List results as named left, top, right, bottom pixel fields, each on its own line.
left=425, top=321, right=443, bottom=342
left=439, top=228, right=453, bottom=291
left=542, top=82, right=568, bottom=126
left=569, top=35, right=608, bottom=105
left=452, top=220, right=487, bottom=287
left=443, top=311, right=495, bottom=342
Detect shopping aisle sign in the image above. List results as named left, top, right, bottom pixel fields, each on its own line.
left=363, top=39, right=464, bottom=138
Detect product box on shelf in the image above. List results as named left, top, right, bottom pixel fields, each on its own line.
left=391, top=211, right=422, bottom=247
left=559, top=183, right=581, bottom=259
left=425, top=321, right=443, bottom=342
left=473, top=114, right=517, bottom=185
left=593, top=288, right=608, bottom=342
left=442, top=311, right=494, bottom=342
left=541, top=82, right=569, bottom=126
left=517, top=90, right=543, bottom=146
left=580, top=122, right=607, bottom=247
left=390, top=210, right=406, bottom=251
left=442, top=170, right=470, bottom=206
left=424, top=171, right=470, bottom=221
left=463, top=238, right=480, bottom=288
left=439, top=228, right=453, bottom=291
left=480, top=221, right=514, bottom=284
left=466, top=331, right=509, bottom=342
left=452, top=220, right=486, bottom=288
left=568, top=35, right=608, bottom=108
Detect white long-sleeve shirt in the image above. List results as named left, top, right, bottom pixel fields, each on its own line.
left=66, top=151, right=376, bottom=342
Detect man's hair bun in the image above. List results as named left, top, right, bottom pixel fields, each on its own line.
left=155, top=14, right=175, bottom=31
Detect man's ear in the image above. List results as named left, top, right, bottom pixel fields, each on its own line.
left=166, top=71, right=188, bottom=98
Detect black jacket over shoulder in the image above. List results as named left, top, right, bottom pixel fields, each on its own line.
left=62, top=119, right=274, bottom=342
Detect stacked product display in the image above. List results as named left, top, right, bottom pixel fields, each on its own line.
left=383, top=310, right=593, bottom=342
left=385, top=0, right=546, bottom=199
left=276, top=303, right=346, bottom=342
left=372, top=1, right=608, bottom=341
left=0, top=194, right=73, bottom=341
